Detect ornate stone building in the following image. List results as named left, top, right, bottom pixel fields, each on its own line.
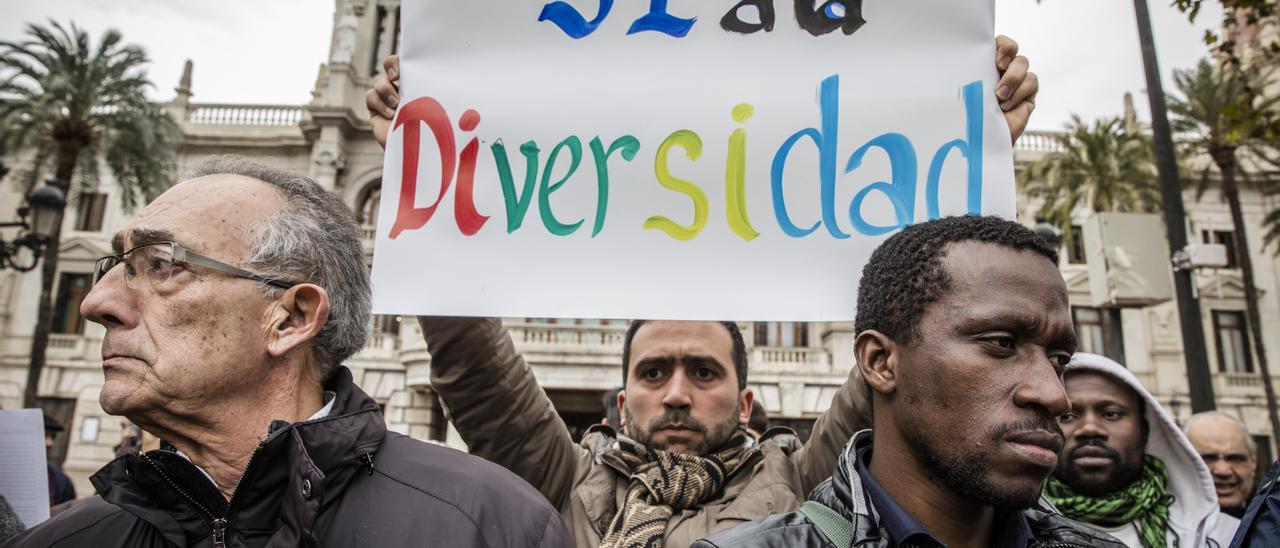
left=1, top=0, right=1278, bottom=494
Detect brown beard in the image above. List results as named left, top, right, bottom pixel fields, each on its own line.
left=624, top=403, right=741, bottom=455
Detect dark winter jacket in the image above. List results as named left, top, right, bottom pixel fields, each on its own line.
left=1230, top=458, right=1280, bottom=548
left=693, top=431, right=1126, bottom=548
left=2, top=367, right=572, bottom=548
left=47, top=464, right=76, bottom=506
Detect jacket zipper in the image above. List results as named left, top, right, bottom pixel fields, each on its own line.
left=141, top=447, right=263, bottom=548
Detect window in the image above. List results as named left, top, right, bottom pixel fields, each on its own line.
left=1072, top=307, right=1125, bottom=363
left=40, top=397, right=76, bottom=466
left=1066, top=225, right=1086, bottom=264
left=1214, top=311, right=1254, bottom=373
left=369, top=7, right=402, bottom=76
left=524, top=318, right=613, bottom=326
left=356, top=182, right=381, bottom=227
left=1254, top=435, right=1273, bottom=483
left=75, top=192, right=108, bottom=232
left=754, top=322, right=808, bottom=347
left=51, top=273, right=92, bottom=334
left=1074, top=307, right=1105, bottom=354
left=1202, top=230, right=1239, bottom=268
left=372, top=314, right=400, bottom=335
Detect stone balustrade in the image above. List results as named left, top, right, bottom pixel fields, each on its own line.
left=186, top=104, right=305, bottom=126
left=506, top=322, right=626, bottom=354
left=1014, top=130, right=1064, bottom=153
left=752, top=346, right=831, bottom=371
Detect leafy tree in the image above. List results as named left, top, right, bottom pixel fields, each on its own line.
left=1018, top=113, right=1161, bottom=243
left=0, top=21, right=180, bottom=407
left=1169, top=57, right=1280, bottom=445
left=1172, top=0, right=1278, bottom=60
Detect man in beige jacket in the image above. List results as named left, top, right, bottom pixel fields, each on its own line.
left=368, top=36, right=1040, bottom=547
left=418, top=318, right=865, bottom=547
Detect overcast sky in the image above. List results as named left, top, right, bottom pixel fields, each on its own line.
left=0, top=0, right=1223, bottom=132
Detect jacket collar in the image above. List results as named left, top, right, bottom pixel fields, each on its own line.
left=91, top=367, right=385, bottom=545
left=811, top=430, right=1126, bottom=547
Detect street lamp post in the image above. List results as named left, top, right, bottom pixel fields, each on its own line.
left=0, top=183, right=67, bottom=271
left=1132, top=0, right=1217, bottom=413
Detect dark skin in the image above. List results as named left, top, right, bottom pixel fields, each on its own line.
left=857, top=242, right=1075, bottom=548
left=1055, top=371, right=1148, bottom=495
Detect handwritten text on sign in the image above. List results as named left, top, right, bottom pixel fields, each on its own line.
left=372, top=0, right=1015, bottom=320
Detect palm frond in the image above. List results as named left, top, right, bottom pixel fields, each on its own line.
left=0, top=19, right=176, bottom=209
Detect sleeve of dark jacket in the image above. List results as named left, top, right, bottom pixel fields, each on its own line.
left=419, top=316, right=585, bottom=510
left=792, top=366, right=872, bottom=493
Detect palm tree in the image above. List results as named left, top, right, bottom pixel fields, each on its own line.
left=1169, top=57, right=1280, bottom=446
left=1018, top=113, right=1161, bottom=243
left=0, top=21, right=179, bottom=408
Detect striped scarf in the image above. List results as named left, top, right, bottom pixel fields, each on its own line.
left=1044, top=454, right=1173, bottom=548
left=598, top=431, right=754, bottom=548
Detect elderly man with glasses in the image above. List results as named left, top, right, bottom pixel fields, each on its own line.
left=4, top=157, right=571, bottom=548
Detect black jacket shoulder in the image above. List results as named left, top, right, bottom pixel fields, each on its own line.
left=320, top=431, right=571, bottom=548
left=2, top=496, right=176, bottom=548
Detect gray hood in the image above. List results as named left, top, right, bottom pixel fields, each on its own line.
left=1066, top=353, right=1239, bottom=546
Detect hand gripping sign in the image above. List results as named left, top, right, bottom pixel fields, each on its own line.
left=372, top=0, right=1015, bottom=321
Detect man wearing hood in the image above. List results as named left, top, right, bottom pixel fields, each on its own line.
left=1046, top=353, right=1240, bottom=547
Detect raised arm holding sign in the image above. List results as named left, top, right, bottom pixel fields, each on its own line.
left=367, top=2, right=1039, bottom=547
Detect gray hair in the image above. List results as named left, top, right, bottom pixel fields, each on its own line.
left=1185, top=410, right=1257, bottom=454
left=190, top=156, right=371, bottom=380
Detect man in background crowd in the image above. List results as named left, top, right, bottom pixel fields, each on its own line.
left=42, top=416, right=75, bottom=507
left=600, top=387, right=623, bottom=430
left=1186, top=411, right=1259, bottom=518
left=1047, top=353, right=1239, bottom=547
left=746, top=402, right=769, bottom=437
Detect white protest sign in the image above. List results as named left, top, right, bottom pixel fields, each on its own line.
left=0, top=409, right=51, bottom=529
left=373, top=0, right=1014, bottom=320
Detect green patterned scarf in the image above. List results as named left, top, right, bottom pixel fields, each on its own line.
left=1045, top=454, right=1173, bottom=548
left=597, top=431, right=755, bottom=548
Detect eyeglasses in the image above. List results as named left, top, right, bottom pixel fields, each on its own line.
left=1200, top=452, right=1251, bottom=466
left=93, top=241, right=298, bottom=290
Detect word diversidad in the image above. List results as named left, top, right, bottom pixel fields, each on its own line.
left=388, top=75, right=985, bottom=242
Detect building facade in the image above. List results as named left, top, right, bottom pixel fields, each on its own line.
left=2, top=0, right=1279, bottom=494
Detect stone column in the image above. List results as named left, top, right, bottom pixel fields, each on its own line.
left=309, top=126, right=346, bottom=192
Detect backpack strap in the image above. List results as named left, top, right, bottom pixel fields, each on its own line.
left=797, top=500, right=854, bottom=548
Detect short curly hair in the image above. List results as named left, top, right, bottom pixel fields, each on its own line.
left=855, top=215, right=1059, bottom=344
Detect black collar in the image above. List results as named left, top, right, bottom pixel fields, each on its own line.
left=853, top=439, right=1035, bottom=548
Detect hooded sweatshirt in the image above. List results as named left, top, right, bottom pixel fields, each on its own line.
left=1063, top=353, right=1240, bottom=547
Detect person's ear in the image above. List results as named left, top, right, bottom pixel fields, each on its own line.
left=266, top=284, right=331, bottom=359
left=616, top=390, right=627, bottom=427
left=855, top=330, right=899, bottom=396
left=738, top=387, right=754, bottom=425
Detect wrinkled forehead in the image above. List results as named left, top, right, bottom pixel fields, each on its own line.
left=629, top=320, right=735, bottom=368
left=113, top=175, right=283, bottom=261
left=941, top=241, right=1068, bottom=302
left=1188, top=416, right=1250, bottom=448
left=928, top=242, right=1073, bottom=338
